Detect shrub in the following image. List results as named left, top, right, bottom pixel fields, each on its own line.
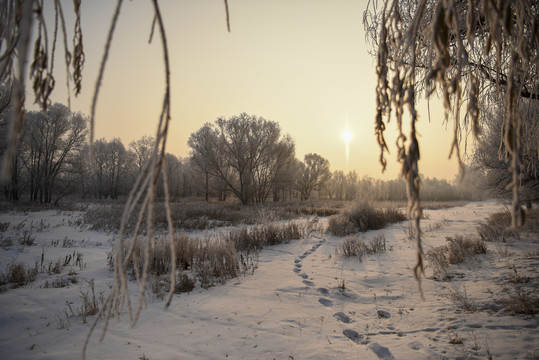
left=328, top=215, right=357, bottom=236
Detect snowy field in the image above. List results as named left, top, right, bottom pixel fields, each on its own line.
left=0, top=201, right=537, bottom=359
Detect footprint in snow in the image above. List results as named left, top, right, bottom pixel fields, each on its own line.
left=333, top=312, right=352, bottom=324
left=317, top=288, right=329, bottom=296
left=300, top=273, right=308, bottom=279
left=302, top=280, right=315, bottom=286
left=318, top=297, right=333, bottom=307
left=369, top=343, right=396, bottom=360
left=293, top=268, right=301, bottom=273
left=343, top=329, right=364, bottom=344
left=377, top=310, right=391, bottom=319
left=294, top=263, right=302, bottom=268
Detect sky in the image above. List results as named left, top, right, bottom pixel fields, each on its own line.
left=37, top=0, right=462, bottom=180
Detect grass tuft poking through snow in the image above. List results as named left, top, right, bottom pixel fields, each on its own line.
left=336, top=233, right=387, bottom=261
left=426, top=234, right=487, bottom=280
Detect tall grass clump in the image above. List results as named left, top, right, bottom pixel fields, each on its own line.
left=336, top=234, right=387, bottom=261
left=225, top=221, right=309, bottom=252
left=426, top=235, right=487, bottom=280
left=108, top=220, right=311, bottom=294
left=0, top=262, right=38, bottom=289
left=328, top=200, right=406, bottom=236
left=477, top=210, right=514, bottom=241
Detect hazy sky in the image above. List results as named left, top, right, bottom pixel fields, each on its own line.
left=39, top=0, right=461, bottom=180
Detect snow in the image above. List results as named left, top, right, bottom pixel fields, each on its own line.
left=0, top=201, right=537, bottom=359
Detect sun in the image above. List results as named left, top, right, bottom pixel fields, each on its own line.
left=342, top=130, right=353, bottom=143
left=342, top=129, right=353, bottom=164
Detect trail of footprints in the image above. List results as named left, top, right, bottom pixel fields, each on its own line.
left=292, top=236, right=397, bottom=360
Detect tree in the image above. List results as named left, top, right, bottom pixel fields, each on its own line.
left=19, top=103, right=87, bottom=203
left=188, top=113, right=295, bottom=205
left=326, top=170, right=346, bottom=200
left=79, top=138, right=133, bottom=199
left=129, top=135, right=155, bottom=173
left=295, top=153, right=331, bottom=201
left=0, top=80, right=19, bottom=200
left=364, top=0, right=539, bottom=282
left=474, top=100, right=539, bottom=207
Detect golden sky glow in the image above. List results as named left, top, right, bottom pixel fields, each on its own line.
left=40, top=0, right=460, bottom=180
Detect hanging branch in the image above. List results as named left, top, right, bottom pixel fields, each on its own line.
left=364, top=0, right=539, bottom=292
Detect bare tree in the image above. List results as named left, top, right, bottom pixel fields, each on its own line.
left=129, top=135, right=155, bottom=174
left=188, top=113, right=295, bottom=205
left=79, top=137, right=133, bottom=199
left=295, top=153, right=331, bottom=201
left=19, top=103, right=87, bottom=203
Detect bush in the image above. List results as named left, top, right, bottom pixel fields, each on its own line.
left=328, top=215, right=356, bottom=236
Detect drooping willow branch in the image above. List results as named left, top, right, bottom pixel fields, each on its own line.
left=0, top=0, right=84, bottom=181
left=364, top=0, right=539, bottom=291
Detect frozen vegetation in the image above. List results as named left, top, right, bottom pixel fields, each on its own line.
left=0, top=200, right=537, bottom=359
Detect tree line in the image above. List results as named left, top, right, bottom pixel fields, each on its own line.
left=0, top=100, right=480, bottom=205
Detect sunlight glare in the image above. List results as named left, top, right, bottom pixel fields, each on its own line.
left=342, top=129, right=352, bottom=167
left=342, top=130, right=353, bottom=143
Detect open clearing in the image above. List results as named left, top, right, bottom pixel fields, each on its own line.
left=0, top=201, right=537, bottom=359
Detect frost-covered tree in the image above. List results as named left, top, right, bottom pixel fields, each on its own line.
left=295, top=153, right=331, bottom=201
left=129, top=135, right=155, bottom=174
left=474, top=100, right=539, bottom=207
left=188, top=113, right=295, bottom=205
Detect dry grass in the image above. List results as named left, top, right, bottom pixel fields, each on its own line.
left=327, top=215, right=356, bottom=236
left=477, top=210, right=515, bottom=242
left=336, top=234, right=387, bottom=261
left=0, top=261, right=38, bottom=289
left=78, top=280, right=105, bottom=323
left=110, top=220, right=311, bottom=294
left=426, top=235, right=487, bottom=280
left=444, top=287, right=477, bottom=313
left=82, top=201, right=329, bottom=234
left=328, top=200, right=406, bottom=236
left=500, top=291, right=539, bottom=315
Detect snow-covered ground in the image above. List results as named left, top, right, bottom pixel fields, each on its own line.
left=0, top=201, right=537, bottom=359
